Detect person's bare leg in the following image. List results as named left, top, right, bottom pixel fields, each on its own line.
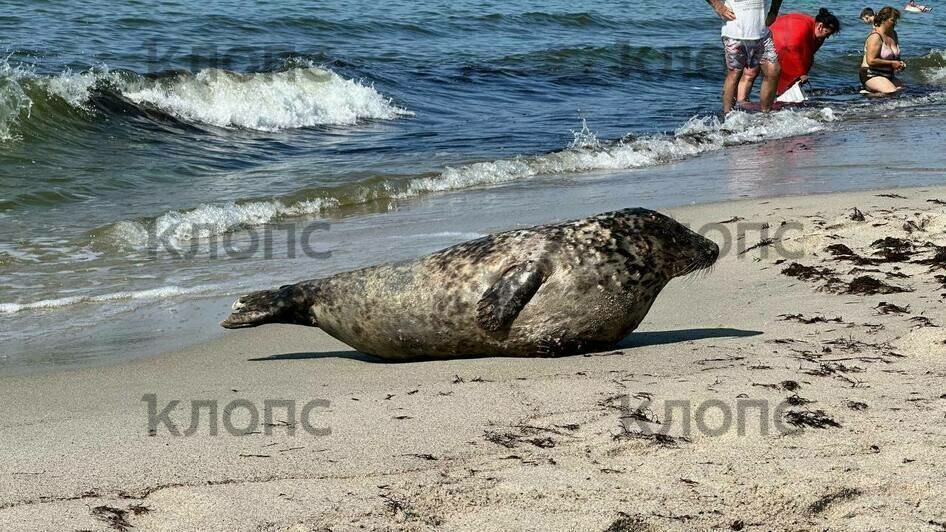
left=723, top=69, right=742, bottom=114
left=759, top=60, right=781, bottom=112
left=866, top=76, right=901, bottom=94
left=737, top=67, right=759, bottom=102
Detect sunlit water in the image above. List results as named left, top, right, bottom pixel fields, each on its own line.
left=2, top=0, right=946, bottom=372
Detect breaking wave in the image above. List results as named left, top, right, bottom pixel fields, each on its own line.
left=0, top=60, right=411, bottom=139
left=913, top=49, right=946, bottom=84
left=98, top=107, right=837, bottom=248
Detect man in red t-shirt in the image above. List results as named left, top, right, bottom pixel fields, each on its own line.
left=737, top=9, right=840, bottom=104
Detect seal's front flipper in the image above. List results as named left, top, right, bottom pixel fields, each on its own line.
left=221, top=284, right=309, bottom=329
left=476, top=261, right=545, bottom=332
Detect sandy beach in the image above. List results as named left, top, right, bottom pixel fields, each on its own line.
left=2, top=185, right=945, bottom=530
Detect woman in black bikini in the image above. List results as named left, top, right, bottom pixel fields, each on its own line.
left=860, top=6, right=906, bottom=94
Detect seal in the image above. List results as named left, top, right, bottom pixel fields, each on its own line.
left=221, top=208, right=719, bottom=360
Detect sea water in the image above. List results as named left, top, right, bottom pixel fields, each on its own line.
left=2, top=0, right=946, bottom=373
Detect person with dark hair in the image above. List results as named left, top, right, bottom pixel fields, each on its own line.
left=737, top=8, right=840, bottom=104
left=861, top=6, right=905, bottom=93
left=861, top=7, right=876, bottom=23
left=706, top=0, right=783, bottom=113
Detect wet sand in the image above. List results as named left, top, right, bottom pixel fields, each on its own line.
left=2, top=185, right=945, bottom=530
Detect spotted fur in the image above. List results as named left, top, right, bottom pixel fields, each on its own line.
left=222, top=208, right=719, bottom=360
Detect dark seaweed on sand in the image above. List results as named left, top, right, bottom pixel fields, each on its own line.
left=784, top=409, right=841, bottom=429
left=871, top=237, right=912, bottom=251
left=739, top=238, right=775, bottom=255
left=909, top=316, right=938, bottom=328
left=870, top=237, right=913, bottom=263
left=613, top=429, right=690, bottom=446
left=915, top=246, right=946, bottom=269
left=782, top=262, right=835, bottom=281
left=621, top=406, right=660, bottom=425
left=846, top=401, right=868, bottom=411
left=876, top=302, right=910, bottom=314
left=807, top=488, right=861, bottom=514
left=91, top=506, right=133, bottom=531
left=779, top=313, right=843, bottom=324
left=484, top=424, right=572, bottom=449
left=786, top=394, right=813, bottom=406
left=845, top=276, right=911, bottom=295
left=603, top=513, right=652, bottom=532
left=825, top=244, right=875, bottom=265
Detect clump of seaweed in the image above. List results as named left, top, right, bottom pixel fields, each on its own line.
left=604, top=512, right=653, bottom=532
left=785, top=409, right=841, bottom=429
left=782, top=262, right=835, bottom=281
left=780, top=314, right=844, bottom=324
left=91, top=506, right=133, bottom=531
left=870, top=237, right=913, bottom=263
left=825, top=244, right=875, bottom=265
left=786, top=394, right=813, bottom=406
left=844, top=276, right=911, bottom=295
left=876, top=302, right=910, bottom=314
left=807, top=488, right=862, bottom=514
left=916, top=246, right=946, bottom=270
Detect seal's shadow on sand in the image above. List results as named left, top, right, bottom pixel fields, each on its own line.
left=247, top=327, right=762, bottom=364
left=616, top=327, right=761, bottom=348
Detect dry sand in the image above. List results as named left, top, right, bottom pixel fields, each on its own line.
left=2, top=186, right=945, bottom=531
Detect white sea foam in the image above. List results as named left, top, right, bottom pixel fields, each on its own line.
left=0, top=61, right=33, bottom=140
left=917, top=49, right=946, bottom=84
left=0, top=61, right=412, bottom=139
left=102, top=107, right=837, bottom=248
left=0, top=285, right=214, bottom=314
left=120, top=67, right=412, bottom=130
left=42, top=67, right=107, bottom=109
left=104, top=197, right=340, bottom=249
left=401, top=107, right=836, bottom=196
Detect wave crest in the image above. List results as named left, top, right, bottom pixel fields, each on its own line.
left=913, top=49, right=946, bottom=84
left=120, top=67, right=411, bottom=130
left=97, top=108, right=837, bottom=248
left=0, top=61, right=411, bottom=139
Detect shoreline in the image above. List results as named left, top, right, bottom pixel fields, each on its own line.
left=9, top=106, right=946, bottom=375
left=3, top=184, right=945, bottom=529
left=3, top=179, right=946, bottom=378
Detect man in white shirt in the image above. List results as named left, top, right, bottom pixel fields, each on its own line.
left=707, top=0, right=783, bottom=113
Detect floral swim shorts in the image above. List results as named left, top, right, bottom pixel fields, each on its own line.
left=722, top=35, right=778, bottom=70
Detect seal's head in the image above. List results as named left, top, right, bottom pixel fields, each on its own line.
left=620, top=208, right=719, bottom=279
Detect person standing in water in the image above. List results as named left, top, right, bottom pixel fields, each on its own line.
left=736, top=8, right=840, bottom=104
left=861, top=6, right=905, bottom=94
left=706, top=0, right=784, bottom=113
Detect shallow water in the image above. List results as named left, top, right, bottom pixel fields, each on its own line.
left=2, top=1, right=946, bottom=372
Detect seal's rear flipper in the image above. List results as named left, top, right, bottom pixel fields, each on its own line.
left=221, top=284, right=305, bottom=329
left=476, top=261, right=545, bottom=331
